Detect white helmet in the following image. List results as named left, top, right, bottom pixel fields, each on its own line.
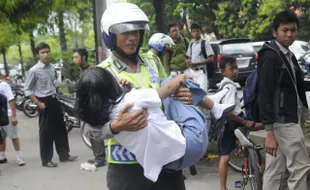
left=148, top=33, right=175, bottom=52
left=101, top=3, right=149, bottom=49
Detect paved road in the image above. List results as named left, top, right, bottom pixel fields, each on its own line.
left=0, top=111, right=251, bottom=190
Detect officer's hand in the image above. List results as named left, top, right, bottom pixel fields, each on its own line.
left=119, top=78, right=133, bottom=90
left=265, top=131, right=278, bottom=157
left=110, top=103, right=148, bottom=133
left=174, top=88, right=192, bottom=105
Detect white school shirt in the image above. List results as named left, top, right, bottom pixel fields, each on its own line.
left=111, top=88, right=186, bottom=182
left=0, top=82, right=14, bottom=117
left=218, top=77, right=242, bottom=115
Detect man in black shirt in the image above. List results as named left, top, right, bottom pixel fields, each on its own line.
left=73, top=48, right=106, bottom=167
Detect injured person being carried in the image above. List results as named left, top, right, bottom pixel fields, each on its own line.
left=76, top=67, right=234, bottom=182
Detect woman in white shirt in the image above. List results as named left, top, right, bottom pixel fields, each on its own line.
left=75, top=67, right=234, bottom=182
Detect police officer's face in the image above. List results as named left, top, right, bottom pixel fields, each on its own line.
left=116, top=30, right=140, bottom=55
left=272, top=23, right=297, bottom=48
left=38, top=48, right=50, bottom=64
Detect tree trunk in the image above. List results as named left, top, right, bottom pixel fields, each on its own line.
left=182, top=11, right=190, bottom=36
left=58, top=11, right=67, bottom=52
left=29, top=30, right=36, bottom=59
left=1, top=47, right=9, bottom=75
left=152, top=0, right=165, bottom=33
left=18, top=44, right=25, bottom=77
left=79, top=8, right=86, bottom=48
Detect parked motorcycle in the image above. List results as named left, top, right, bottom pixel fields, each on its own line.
left=22, top=98, right=38, bottom=118
left=12, top=85, right=25, bottom=111
left=80, top=122, right=108, bottom=149
left=56, top=92, right=80, bottom=133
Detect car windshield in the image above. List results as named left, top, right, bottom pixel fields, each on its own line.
left=221, top=43, right=254, bottom=54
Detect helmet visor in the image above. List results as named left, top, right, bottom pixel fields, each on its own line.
left=109, top=22, right=149, bottom=35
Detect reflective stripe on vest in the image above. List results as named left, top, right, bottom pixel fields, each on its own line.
left=99, top=55, right=160, bottom=164
left=110, top=144, right=136, bottom=162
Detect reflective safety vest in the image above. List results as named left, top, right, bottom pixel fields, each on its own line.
left=98, top=54, right=166, bottom=164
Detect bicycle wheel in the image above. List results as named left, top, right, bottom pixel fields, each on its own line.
left=228, top=144, right=262, bottom=173
left=248, top=149, right=262, bottom=190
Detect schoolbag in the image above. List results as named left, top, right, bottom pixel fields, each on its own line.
left=0, top=93, right=9, bottom=126
left=243, top=71, right=260, bottom=122
left=190, top=40, right=215, bottom=79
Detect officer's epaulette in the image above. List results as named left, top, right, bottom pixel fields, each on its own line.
left=113, top=60, right=125, bottom=72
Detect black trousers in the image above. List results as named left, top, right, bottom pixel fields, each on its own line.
left=107, top=164, right=186, bottom=190
left=38, top=96, right=70, bottom=165
left=90, top=138, right=105, bottom=161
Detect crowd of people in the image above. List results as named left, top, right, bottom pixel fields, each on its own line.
left=0, top=2, right=310, bottom=190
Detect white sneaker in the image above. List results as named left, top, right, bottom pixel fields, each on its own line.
left=16, top=158, right=26, bottom=166
left=209, top=88, right=229, bottom=103
left=211, top=103, right=235, bottom=120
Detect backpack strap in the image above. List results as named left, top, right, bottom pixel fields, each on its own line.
left=184, top=37, right=190, bottom=50
left=190, top=42, right=194, bottom=58
left=201, top=40, right=208, bottom=59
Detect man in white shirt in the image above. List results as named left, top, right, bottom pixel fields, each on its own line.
left=0, top=81, right=25, bottom=166
left=186, top=23, right=214, bottom=89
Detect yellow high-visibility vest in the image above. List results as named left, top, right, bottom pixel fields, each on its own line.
left=98, top=53, right=166, bottom=164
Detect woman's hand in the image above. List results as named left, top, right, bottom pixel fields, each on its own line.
left=110, top=103, right=148, bottom=133
left=119, top=78, right=133, bottom=89
left=174, top=88, right=192, bottom=105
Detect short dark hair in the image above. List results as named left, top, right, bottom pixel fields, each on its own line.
left=167, top=23, right=177, bottom=32
left=219, top=56, right=237, bottom=70
left=190, top=23, right=202, bottom=31
left=73, top=48, right=88, bottom=61
left=35, top=42, right=50, bottom=54
left=75, top=67, right=123, bottom=126
left=272, top=10, right=299, bottom=31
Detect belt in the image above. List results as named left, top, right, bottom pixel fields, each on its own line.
left=38, top=94, right=56, bottom=99
left=193, top=67, right=206, bottom=73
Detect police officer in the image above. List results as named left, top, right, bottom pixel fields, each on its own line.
left=88, top=3, right=192, bottom=190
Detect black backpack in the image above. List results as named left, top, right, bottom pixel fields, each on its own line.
left=190, top=40, right=215, bottom=79
left=0, top=93, right=9, bottom=126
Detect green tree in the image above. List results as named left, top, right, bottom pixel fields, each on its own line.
left=0, top=21, right=18, bottom=75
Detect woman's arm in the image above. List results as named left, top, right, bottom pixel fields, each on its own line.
left=157, top=74, right=191, bottom=100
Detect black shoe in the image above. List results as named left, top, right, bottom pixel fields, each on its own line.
left=93, top=160, right=106, bottom=168
left=0, top=158, right=7, bottom=164
left=43, top=161, right=58, bottom=168
left=87, top=159, right=106, bottom=168
left=60, top=155, right=78, bottom=162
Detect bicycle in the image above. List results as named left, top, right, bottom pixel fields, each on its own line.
left=232, top=127, right=263, bottom=190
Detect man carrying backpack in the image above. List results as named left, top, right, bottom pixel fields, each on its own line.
left=258, top=10, right=310, bottom=190
left=186, top=23, right=214, bottom=90
left=0, top=81, right=25, bottom=166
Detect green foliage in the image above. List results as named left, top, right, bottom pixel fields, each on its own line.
left=215, top=0, right=310, bottom=41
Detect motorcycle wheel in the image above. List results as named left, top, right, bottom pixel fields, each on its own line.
left=80, top=122, right=92, bottom=148
left=22, top=98, right=38, bottom=118
left=80, top=122, right=108, bottom=149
